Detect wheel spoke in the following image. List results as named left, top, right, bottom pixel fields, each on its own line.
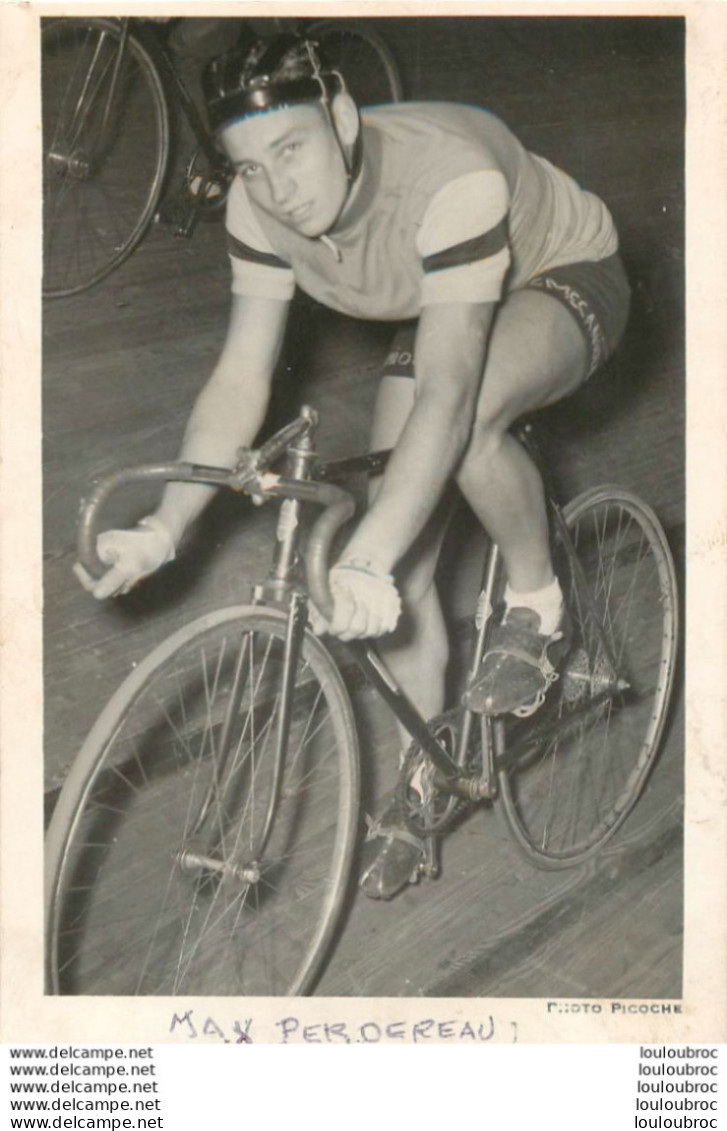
left=42, top=19, right=169, bottom=297
left=499, top=488, right=678, bottom=867
left=47, top=610, right=359, bottom=995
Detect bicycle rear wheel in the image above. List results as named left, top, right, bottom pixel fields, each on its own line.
left=42, top=19, right=170, bottom=298
left=309, top=19, right=403, bottom=106
left=46, top=606, right=360, bottom=995
left=499, top=486, right=679, bottom=868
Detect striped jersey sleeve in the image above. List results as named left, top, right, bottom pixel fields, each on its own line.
left=225, top=179, right=296, bottom=301
left=416, top=170, right=511, bottom=305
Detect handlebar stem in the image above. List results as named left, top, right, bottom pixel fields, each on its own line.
left=270, top=423, right=318, bottom=587
left=77, top=409, right=353, bottom=618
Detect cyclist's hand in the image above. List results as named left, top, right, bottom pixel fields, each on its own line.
left=309, top=557, right=401, bottom=641
left=73, top=516, right=176, bottom=600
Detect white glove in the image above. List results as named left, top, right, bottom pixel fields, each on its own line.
left=73, top=515, right=176, bottom=600
left=309, top=557, right=401, bottom=641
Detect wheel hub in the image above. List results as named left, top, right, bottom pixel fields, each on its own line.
left=47, top=146, right=93, bottom=180
left=561, top=647, right=620, bottom=703
left=177, top=847, right=260, bottom=886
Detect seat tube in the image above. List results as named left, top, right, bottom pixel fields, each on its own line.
left=456, top=539, right=501, bottom=767
left=470, top=540, right=501, bottom=677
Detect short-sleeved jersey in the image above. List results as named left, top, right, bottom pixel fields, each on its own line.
left=226, top=102, right=618, bottom=321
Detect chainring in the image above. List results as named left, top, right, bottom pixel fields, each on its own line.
left=396, top=713, right=472, bottom=837
left=184, top=147, right=231, bottom=212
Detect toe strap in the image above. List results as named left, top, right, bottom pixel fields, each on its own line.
left=484, top=643, right=559, bottom=680
left=364, top=813, right=424, bottom=852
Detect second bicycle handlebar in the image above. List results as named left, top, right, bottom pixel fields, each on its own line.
left=77, top=457, right=356, bottom=620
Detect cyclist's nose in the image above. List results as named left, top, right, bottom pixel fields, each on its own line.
left=269, top=171, right=295, bottom=207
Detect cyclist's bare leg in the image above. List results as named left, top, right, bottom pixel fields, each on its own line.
left=455, top=288, right=588, bottom=591
left=361, top=291, right=589, bottom=897
left=456, top=288, right=588, bottom=714
left=367, top=287, right=588, bottom=734
left=368, top=375, right=449, bottom=750
left=361, top=380, right=450, bottom=899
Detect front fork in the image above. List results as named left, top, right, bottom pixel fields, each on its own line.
left=181, top=591, right=308, bottom=877
left=247, top=428, right=319, bottom=856
left=187, top=427, right=318, bottom=865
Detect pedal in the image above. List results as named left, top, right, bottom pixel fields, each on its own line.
left=175, top=203, right=201, bottom=239
left=421, top=836, right=440, bottom=879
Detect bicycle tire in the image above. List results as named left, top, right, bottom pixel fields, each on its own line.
left=46, top=605, right=360, bottom=995
left=42, top=18, right=170, bottom=298
left=498, top=486, right=679, bottom=869
left=308, top=19, right=404, bottom=106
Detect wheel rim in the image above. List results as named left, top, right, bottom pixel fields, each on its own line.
left=310, top=21, right=403, bottom=106
left=47, top=610, right=358, bottom=995
left=499, top=490, right=678, bottom=865
left=42, top=20, right=168, bottom=297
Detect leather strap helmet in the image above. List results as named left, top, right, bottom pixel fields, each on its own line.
left=203, top=35, right=343, bottom=135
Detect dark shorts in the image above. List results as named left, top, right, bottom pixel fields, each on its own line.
left=381, top=252, right=631, bottom=382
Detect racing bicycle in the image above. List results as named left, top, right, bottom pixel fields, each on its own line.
left=41, top=17, right=403, bottom=298
left=45, top=407, right=679, bottom=996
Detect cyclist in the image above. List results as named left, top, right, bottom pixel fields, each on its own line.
left=75, top=34, right=630, bottom=898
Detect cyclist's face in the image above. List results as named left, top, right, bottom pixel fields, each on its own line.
left=222, top=103, right=351, bottom=237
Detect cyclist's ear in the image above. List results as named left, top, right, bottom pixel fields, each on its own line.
left=331, top=93, right=360, bottom=146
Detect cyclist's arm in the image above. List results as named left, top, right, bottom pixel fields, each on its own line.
left=152, top=292, right=290, bottom=545
left=74, top=293, right=289, bottom=600
left=343, top=299, right=495, bottom=571
left=341, top=171, right=511, bottom=575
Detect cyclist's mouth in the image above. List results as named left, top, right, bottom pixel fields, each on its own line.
left=286, top=203, right=313, bottom=225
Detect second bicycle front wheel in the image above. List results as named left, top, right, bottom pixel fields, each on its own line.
left=498, top=486, right=679, bottom=869
left=46, top=606, right=360, bottom=995
left=309, top=19, right=403, bottom=106
left=42, top=19, right=170, bottom=298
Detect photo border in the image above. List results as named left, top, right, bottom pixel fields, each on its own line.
left=1, top=0, right=724, bottom=1047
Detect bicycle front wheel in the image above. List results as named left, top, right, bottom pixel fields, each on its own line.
left=42, top=19, right=170, bottom=298
left=309, top=19, right=403, bottom=106
left=499, top=487, right=679, bottom=868
left=46, top=606, right=360, bottom=995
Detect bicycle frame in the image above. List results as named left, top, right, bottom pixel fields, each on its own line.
left=131, top=21, right=223, bottom=170
left=248, top=415, right=501, bottom=804
left=76, top=408, right=626, bottom=818
left=110, top=18, right=230, bottom=231
left=54, top=397, right=679, bottom=995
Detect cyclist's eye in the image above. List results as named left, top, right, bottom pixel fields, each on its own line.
left=240, top=164, right=260, bottom=180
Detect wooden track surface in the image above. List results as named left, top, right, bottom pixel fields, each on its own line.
left=43, top=17, right=684, bottom=998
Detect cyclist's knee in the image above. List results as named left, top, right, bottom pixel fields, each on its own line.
left=458, top=414, right=509, bottom=484
left=380, top=584, right=449, bottom=678
left=397, top=556, right=439, bottom=606
left=386, top=571, right=445, bottom=643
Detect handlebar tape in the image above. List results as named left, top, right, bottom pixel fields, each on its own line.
left=77, top=462, right=234, bottom=579
left=77, top=464, right=355, bottom=619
